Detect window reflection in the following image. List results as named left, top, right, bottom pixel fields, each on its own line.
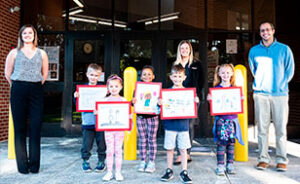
left=115, top=0, right=158, bottom=30
left=207, top=0, right=251, bottom=30
left=120, top=40, right=152, bottom=79
left=38, top=34, right=65, bottom=82
left=207, top=33, right=252, bottom=85
left=161, top=0, right=204, bottom=30
left=38, top=34, right=65, bottom=124
left=23, top=0, right=66, bottom=31
left=254, top=0, right=275, bottom=29
left=73, top=40, right=105, bottom=82
left=68, top=0, right=113, bottom=30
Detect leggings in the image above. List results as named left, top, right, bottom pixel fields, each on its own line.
left=105, top=131, right=125, bottom=172
left=217, top=142, right=235, bottom=165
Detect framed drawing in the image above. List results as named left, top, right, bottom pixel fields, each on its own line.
left=209, top=87, right=243, bottom=115
left=134, top=82, right=162, bottom=115
left=76, top=85, right=107, bottom=112
left=161, top=88, right=197, bottom=120
left=95, top=101, right=132, bottom=131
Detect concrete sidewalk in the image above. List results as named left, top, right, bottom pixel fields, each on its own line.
left=1, top=137, right=300, bottom=184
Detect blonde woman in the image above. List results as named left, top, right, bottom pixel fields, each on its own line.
left=173, top=40, right=204, bottom=165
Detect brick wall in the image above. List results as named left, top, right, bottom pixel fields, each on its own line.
left=0, top=0, right=20, bottom=141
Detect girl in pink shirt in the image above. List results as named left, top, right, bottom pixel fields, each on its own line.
left=102, top=74, right=127, bottom=181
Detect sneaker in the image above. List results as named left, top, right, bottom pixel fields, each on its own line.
left=115, top=171, right=124, bottom=181
left=256, top=162, right=269, bottom=170
left=102, top=171, right=113, bottom=181
left=180, top=170, right=193, bottom=184
left=226, top=163, right=236, bottom=174
left=216, top=164, right=225, bottom=176
left=145, top=161, right=156, bottom=173
left=161, top=168, right=174, bottom=182
left=95, top=161, right=106, bottom=172
left=276, top=163, right=287, bottom=172
left=137, top=161, right=146, bottom=172
left=82, top=160, right=92, bottom=172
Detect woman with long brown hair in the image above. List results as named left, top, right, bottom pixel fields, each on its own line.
left=5, top=24, right=49, bottom=174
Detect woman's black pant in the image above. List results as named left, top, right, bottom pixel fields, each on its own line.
left=10, top=81, right=44, bottom=174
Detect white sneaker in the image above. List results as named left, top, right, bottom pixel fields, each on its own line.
left=115, top=171, right=124, bottom=181
left=102, top=171, right=113, bottom=181
left=137, top=161, right=146, bottom=172
left=226, top=163, right=236, bottom=174
left=145, top=161, right=156, bottom=173
left=216, top=165, right=225, bottom=176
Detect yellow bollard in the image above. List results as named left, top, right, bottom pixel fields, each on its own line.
left=123, top=67, right=137, bottom=160
left=234, top=64, right=248, bottom=162
left=8, top=104, right=16, bottom=159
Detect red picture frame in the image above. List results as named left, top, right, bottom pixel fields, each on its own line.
left=76, top=85, right=107, bottom=112
left=133, top=82, right=162, bottom=115
left=161, top=88, right=197, bottom=120
left=95, top=101, right=132, bottom=131
left=209, top=87, right=243, bottom=115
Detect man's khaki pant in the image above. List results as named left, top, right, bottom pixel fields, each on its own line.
left=253, top=93, right=289, bottom=164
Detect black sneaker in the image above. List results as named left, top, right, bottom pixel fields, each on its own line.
left=95, top=161, right=106, bottom=172
left=161, top=168, right=174, bottom=182
left=180, top=170, right=193, bottom=184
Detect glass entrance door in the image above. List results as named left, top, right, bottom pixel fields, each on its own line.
left=62, top=32, right=107, bottom=135
left=63, top=31, right=208, bottom=137
left=118, top=33, right=208, bottom=138
left=72, top=38, right=105, bottom=125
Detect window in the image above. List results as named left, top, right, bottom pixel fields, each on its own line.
left=68, top=0, right=112, bottom=31
left=120, top=40, right=152, bottom=79
left=161, top=0, right=204, bottom=30
left=208, top=0, right=251, bottom=30
left=23, top=0, right=66, bottom=31
left=115, top=0, right=158, bottom=30
left=38, top=34, right=65, bottom=123
left=254, top=0, right=275, bottom=29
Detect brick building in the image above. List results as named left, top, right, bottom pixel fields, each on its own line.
left=0, top=0, right=299, bottom=141
left=0, top=0, right=20, bottom=141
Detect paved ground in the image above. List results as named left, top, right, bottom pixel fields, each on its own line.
left=0, top=137, right=300, bottom=184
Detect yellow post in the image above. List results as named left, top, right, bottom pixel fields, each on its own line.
left=123, top=67, right=137, bottom=160
left=8, top=104, right=16, bottom=159
left=234, top=64, right=248, bottom=162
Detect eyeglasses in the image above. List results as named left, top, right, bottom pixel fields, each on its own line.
left=260, top=28, right=273, bottom=33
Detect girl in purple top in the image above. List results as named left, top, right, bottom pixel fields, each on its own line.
left=208, top=63, right=244, bottom=176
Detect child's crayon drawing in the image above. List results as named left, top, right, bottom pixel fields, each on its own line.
left=210, top=87, right=243, bottom=115
left=161, top=88, right=197, bottom=119
left=134, top=82, right=162, bottom=115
